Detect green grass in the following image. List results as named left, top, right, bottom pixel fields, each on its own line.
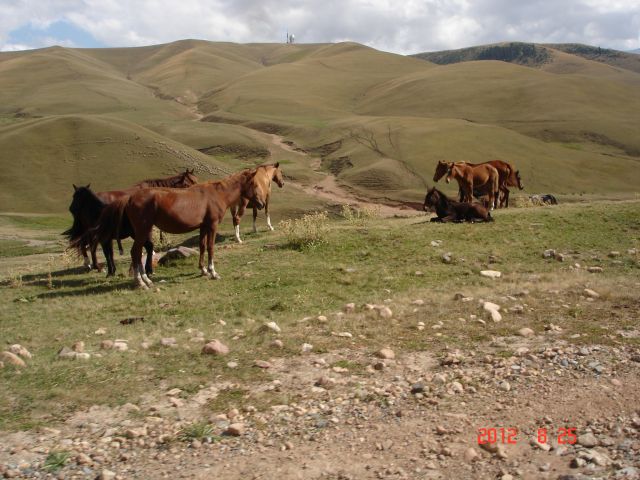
left=0, top=200, right=638, bottom=431
left=43, top=451, right=70, bottom=472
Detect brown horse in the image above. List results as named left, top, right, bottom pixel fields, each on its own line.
left=64, top=169, right=198, bottom=270
left=444, top=162, right=500, bottom=210
left=466, top=160, right=523, bottom=208
left=230, top=163, right=284, bottom=243
left=96, top=169, right=268, bottom=289
left=423, top=187, right=493, bottom=223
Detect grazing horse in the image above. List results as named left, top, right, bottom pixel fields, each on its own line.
left=64, top=169, right=198, bottom=271
left=230, top=163, right=284, bottom=243
left=423, top=187, right=493, bottom=223
left=68, top=188, right=154, bottom=277
left=96, top=169, right=268, bottom=289
left=444, top=162, right=500, bottom=210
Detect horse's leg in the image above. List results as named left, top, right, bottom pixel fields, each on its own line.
left=117, top=238, right=124, bottom=256
left=90, top=242, right=100, bottom=271
left=503, top=188, right=510, bottom=208
left=102, top=240, right=114, bottom=277
left=265, top=198, right=274, bottom=231
left=131, top=237, right=149, bottom=289
left=199, top=226, right=208, bottom=276
left=81, top=242, right=91, bottom=270
left=252, top=206, right=258, bottom=233
left=143, top=239, right=154, bottom=276
left=206, top=222, right=221, bottom=280
left=232, top=204, right=246, bottom=244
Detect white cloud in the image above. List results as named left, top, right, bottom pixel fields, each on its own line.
left=1, top=0, right=639, bottom=53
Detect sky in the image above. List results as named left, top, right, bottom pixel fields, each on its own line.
left=1, top=0, right=639, bottom=54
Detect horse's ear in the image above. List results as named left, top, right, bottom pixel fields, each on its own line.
left=274, top=162, right=280, bottom=168
left=86, top=183, right=91, bottom=189
left=73, top=184, right=78, bottom=191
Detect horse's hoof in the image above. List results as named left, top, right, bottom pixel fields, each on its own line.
left=210, top=272, right=221, bottom=280
left=268, top=226, right=274, bottom=231
left=136, top=283, right=149, bottom=290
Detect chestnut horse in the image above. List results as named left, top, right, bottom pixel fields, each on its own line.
left=230, top=163, right=284, bottom=243
left=467, top=160, right=523, bottom=208
left=423, top=187, right=493, bottom=223
left=96, top=168, right=268, bottom=289
left=433, top=161, right=499, bottom=209
left=64, top=169, right=198, bottom=270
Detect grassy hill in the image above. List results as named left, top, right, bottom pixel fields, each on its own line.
left=0, top=39, right=639, bottom=213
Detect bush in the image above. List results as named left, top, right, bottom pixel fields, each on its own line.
left=340, top=204, right=380, bottom=225
left=279, top=211, right=329, bottom=250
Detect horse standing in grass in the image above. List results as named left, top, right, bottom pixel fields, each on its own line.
left=230, top=163, right=284, bottom=243
left=434, top=161, right=499, bottom=210
left=468, top=160, right=523, bottom=208
left=63, top=169, right=198, bottom=271
left=423, top=187, right=493, bottom=223
left=95, top=168, right=268, bottom=289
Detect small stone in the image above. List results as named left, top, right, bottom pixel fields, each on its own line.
left=160, top=337, right=177, bottom=347
left=378, top=306, right=393, bottom=319
left=254, top=360, right=272, bottom=369
left=608, top=251, right=620, bottom=258
left=571, top=457, right=587, bottom=468
left=317, top=315, right=328, bottom=323
left=442, top=252, right=453, bottom=264
left=95, top=328, right=107, bottom=335
left=72, top=341, right=85, bottom=353
left=1, top=351, right=26, bottom=368
left=57, top=346, right=77, bottom=360
left=480, top=270, right=501, bottom=278
left=450, top=381, right=464, bottom=393
left=584, top=288, right=600, bottom=298
left=101, top=340, right=114, bottom=350
left=226, top=361, right=238, bottom=368
left=113, top=341, right=128, bottom=352
left=98, top=469, right=116, bottom=480
left=343, top=303, right=356, bottom=313
left=577, top=433, right=598, bottom=448
left=263, top=321, right=281, bottom=333
left=464, top=447, right=479, bottom=462
left=411, top=382, right=425, bottom=394
left=225, top=423, right=244, bottom=436
left=555, top=253, right=566, bottom=262
left=376, top=348, right=395, bottom=360
left=76, top=453, right=93, bottom=465
left=411, top=299, right=425, bottom=305
left=202, top=340, right=229, bottom=356
left=499, top=380, right=511, bottom=392
left=587, top=266, right=603, bottom=273
left=8, top=344, right=31, bottom=359
left=75, top=352, right=91, bottom=360
left=518, top=327, right=534, bottom=338
left=543, top=249, right=556, bottom=259
left=301, top=343, right=313, bottom=353
left=271, top=339, right=284, bottom=348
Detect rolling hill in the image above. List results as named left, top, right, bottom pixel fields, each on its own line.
left=0, top=39, right=639, bottom=213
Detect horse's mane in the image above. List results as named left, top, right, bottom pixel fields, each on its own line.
left=134, top=170, right=196, bottom=188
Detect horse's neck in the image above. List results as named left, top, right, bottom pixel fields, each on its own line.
left=209, top=175, right=245, bottom=209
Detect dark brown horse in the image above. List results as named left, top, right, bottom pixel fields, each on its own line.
left=95, top=168, right=268, bottom=289
left=64, top=169, right=198, bottom=271
left=230, top=163, right=284, bottom=243
left=423, top=187, right=493, bottom=223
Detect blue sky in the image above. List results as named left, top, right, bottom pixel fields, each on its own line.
left=1, top=0, right=639, bottom=54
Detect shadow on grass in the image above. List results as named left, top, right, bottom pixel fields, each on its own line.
left=31, top=280, right=134, bottom=299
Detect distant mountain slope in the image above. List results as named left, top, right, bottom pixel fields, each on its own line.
left=544, top=43, right=640, bottom=74
left=412, top=42, right=552, bottom=67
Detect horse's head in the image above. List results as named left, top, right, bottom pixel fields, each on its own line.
left=69, top=184, right=95, bottom=216
left=178, top=168, right=198, bottom=187
left=515, top=170, right=524, bottom=190
left=433, top=161, right=449, bottom=182
left=272, top=162, right=284, bottom=188
left=445, top=163, right=457, bottom=184
left=423, top=186, right=439, bottom=212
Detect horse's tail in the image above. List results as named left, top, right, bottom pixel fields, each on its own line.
left=91, top=197, right=129, bottom=247
left=63, top=216, right=87, bottom=257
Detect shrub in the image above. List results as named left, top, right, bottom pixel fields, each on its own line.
left=340, top=204, right=380, bottom=224
left=279, top=211, right=329, bottom=250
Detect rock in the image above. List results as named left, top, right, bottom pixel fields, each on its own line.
left=480, top=270, right=501, bottom=279
left=254, top=360, right=272, bottom=369
left=75, top=352, right=91, bottom=360
left=334, top=331, right=353, bottom=338
left=160, top=337, right=177, bottom=347
left=376, top=348, right=395, bottom=360
left=450, top=381, right=464, bottom=393
left=1, top=351, right=26, bottom=368
left=483, top=301, right=502, bottom=322
left=95, top=328, right=107, bottom=335
left=433, top=373, right=448, bottom=384
left=263, top=321, right=281, bottom=333
left=98, top=469, right=116, bottom=480
left=158, top=246, right=198, bottom=265
left=9, top=344, right=31, bottom=359
left=577, top=432, right=598, bottom=448
left=543, top=249, right=556, bottom=258
left=343, top=303, right=356, bottom=313
left=411, top=382, right=425, bottom=394
left=317, top=315, right=328, bottom=323
left=76, top=453, right=92, bottom=465
left=464, top=447, right=479, bottom=462
left=101, top=340, right=114, bottom=350
left=377, top=306, right=393, bottom=319
left=480, top=442, right=507, bottom=458
left=587, top=266, right=603, bottom=273
left=225, top=423, right=245, bottom=436
left=315, top=376, right=336, bottom=389
left=430, top=240, right=442, bottom=247
left=442, top=252, right=453, bottom=264
left=113, top=341, right=128, bottom=352
left=518, top=327, right=535, bottom=337
left=57, top=346, right=77, bottom=360
left=301, top=343, right=313, bottom=353
left=411, top=299, right=425, bottom=306
left=555, top=253, right=566, bottom=262
left=584, top=288, right=600, bottom=298
left=608, top=251, right=620, bottom=258
left=570, top=457, right=587, bottom=468
left=72, top=341, right=85, bottom=353
left=579, top=449, right=611, bottom=466
left=202, top=340, right=229, bottom=356
left=125, top=426, right=147, bottom=438
left=499, top=380, right=511, bottom=392
left=271, top=339, right=284, bottom=349
left=227, top=361, right=238, bottom=368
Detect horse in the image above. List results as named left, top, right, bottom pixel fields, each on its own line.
left=230, top=163, right=284, bottom=243
left=466, top=160, right=523, bottom=208
left=63, top=169, right=198, bottom=271
left=94, top=168, right=269, bottom=289
left=444, top=162, right=500, bottom=210
left=423, top=187, right=493, bottom=223
left=68, top=188, right=154, bottom=277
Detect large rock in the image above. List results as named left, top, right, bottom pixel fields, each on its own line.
left=202, top=340, right=229, bottom=356
left=158, top=246, right=199, bottom=266
left=1, top=351, right=26, bottom=368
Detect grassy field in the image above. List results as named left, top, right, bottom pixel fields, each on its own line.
left=1, top=199, right=638, bottom=431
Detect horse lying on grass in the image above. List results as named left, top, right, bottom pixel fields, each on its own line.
left=423, top=187, right=494, bottom=223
